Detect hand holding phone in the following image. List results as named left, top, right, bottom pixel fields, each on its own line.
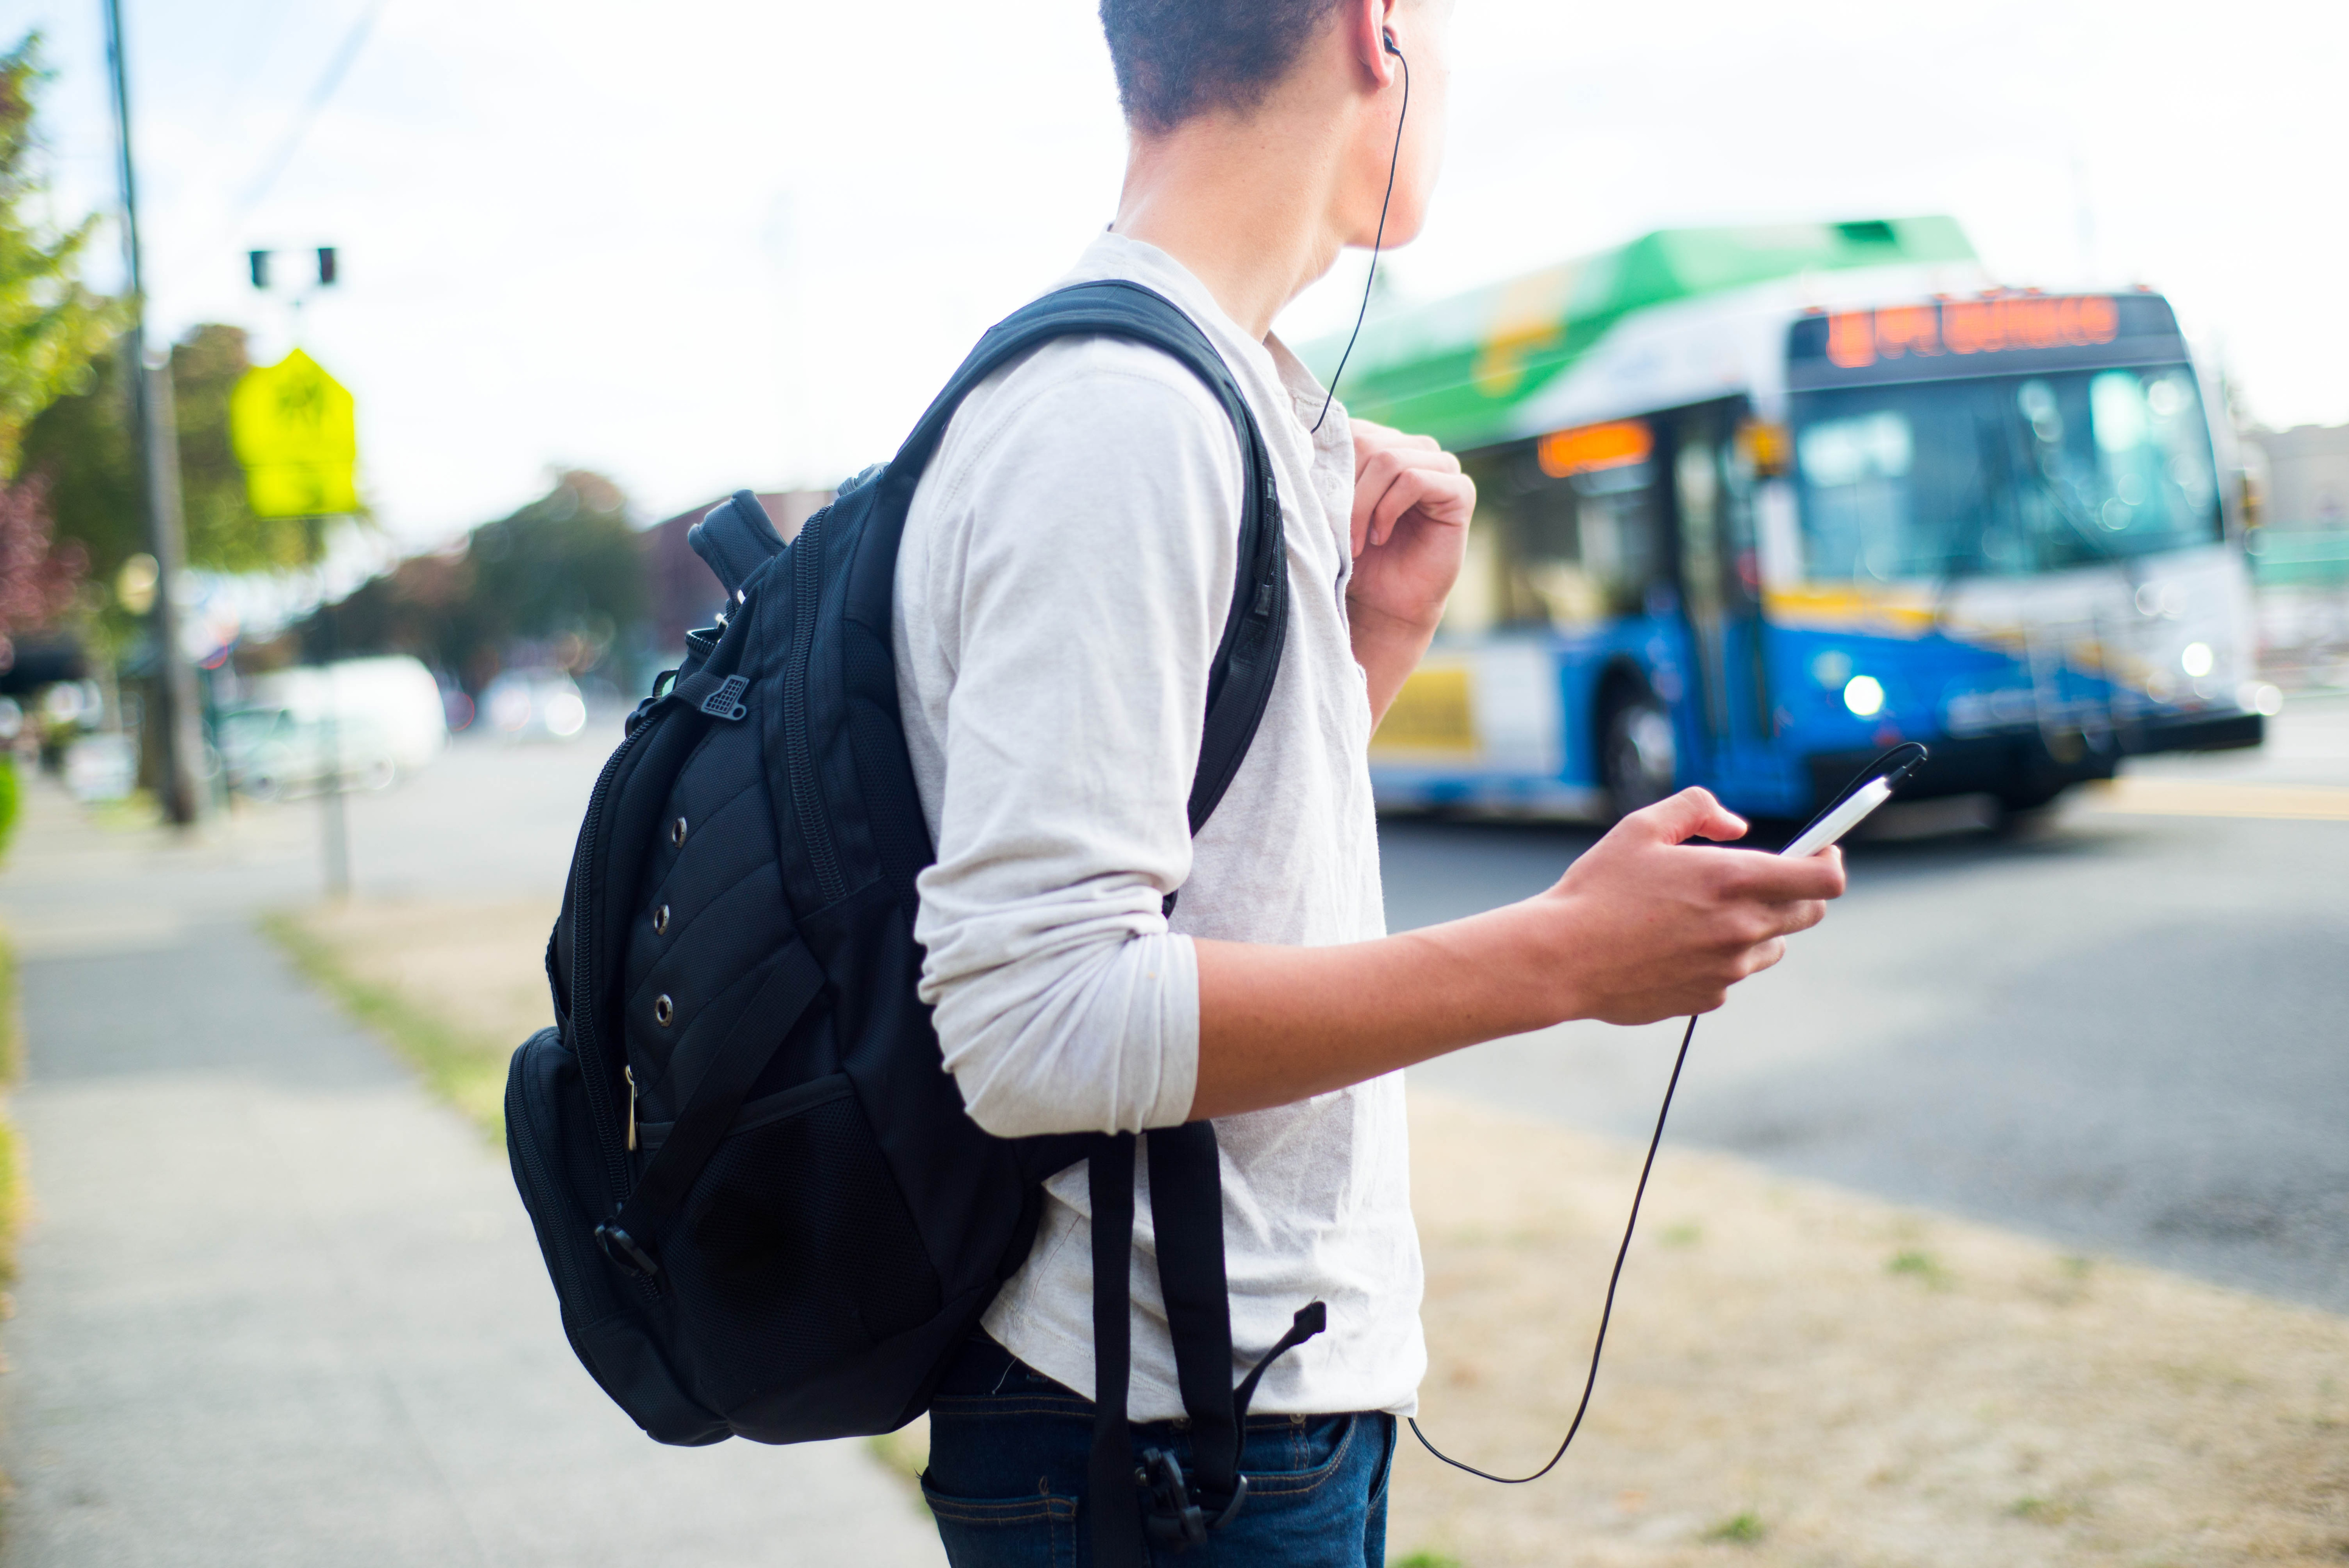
left=1780, top=743, right=1930, bottom=858
left=1781, top=775, right=1894, bottom=857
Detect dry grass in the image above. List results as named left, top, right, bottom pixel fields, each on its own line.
left=1392, top=1091, right=2349, bottom=1567
left=284, top=897, right=2349, bottom=1565
left=268, top=898, right=557, bottom=1139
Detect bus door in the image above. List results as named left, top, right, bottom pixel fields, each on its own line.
left=1663, top=402, right=1772, bottom=772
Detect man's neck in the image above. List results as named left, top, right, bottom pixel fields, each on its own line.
left=1110, top=100, right=1360, bottom=343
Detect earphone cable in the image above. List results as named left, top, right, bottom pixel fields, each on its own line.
left=1406, top=1012, right=1700, bottom=1483
left=1310, top=40, right=1409, bottom=435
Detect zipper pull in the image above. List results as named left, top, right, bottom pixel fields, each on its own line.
left=625, top=1065, right=639, bottom=1152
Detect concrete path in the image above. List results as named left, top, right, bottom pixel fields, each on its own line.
left=0, top=779, right=943, bottom=1566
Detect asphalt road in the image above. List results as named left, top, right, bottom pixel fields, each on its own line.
left=1394, top=693, right=2349, bottom=1313
left=157, top=696, right=2349, bottom=1321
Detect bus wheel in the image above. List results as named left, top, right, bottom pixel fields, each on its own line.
left=1601, top=690, right=1677, bottom=819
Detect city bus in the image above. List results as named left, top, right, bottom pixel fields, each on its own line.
left=1322, top=217, right=2268, bottom=823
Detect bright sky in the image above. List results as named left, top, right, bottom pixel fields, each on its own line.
left=19, top=0, right=2348, bottom=555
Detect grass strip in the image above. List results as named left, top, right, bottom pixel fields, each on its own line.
left=262, top=911, right=512, bottom=1141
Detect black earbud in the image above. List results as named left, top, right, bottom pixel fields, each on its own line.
left=1382, top=28, right=1402, bottom=57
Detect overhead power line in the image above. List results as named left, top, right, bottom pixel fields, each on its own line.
left=233, top=0, right=389, bottom=220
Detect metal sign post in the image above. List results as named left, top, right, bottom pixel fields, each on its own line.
left=238, top=253, right=358, bottom=898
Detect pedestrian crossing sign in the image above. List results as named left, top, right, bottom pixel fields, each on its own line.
left=229, top=349, right=360, bottom=518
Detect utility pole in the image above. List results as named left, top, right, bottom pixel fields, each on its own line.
left=105, top=0, right=203, bottom=825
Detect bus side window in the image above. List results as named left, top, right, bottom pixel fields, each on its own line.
left=1457, top=441, right=1663, bottom=633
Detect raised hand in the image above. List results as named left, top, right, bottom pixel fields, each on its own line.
left=1346, top=416, right=1474, bottom=717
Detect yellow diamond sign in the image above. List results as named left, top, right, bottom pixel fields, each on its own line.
left=229, top=349, right=360, bottom=518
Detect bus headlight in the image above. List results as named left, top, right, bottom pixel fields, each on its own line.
left=1842, top=675, right=1885, bottom=717
left=2180, top=642, right=2214, bottom=678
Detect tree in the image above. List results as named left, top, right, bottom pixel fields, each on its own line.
left=168, top=325, right=323, bottom=571
left=0, top=33, right=118, bottom=660
left=24, top=323, right=325, bottom=590
left=0, top=470, right=83, bottom=658
left=468, top=470, right=643, bottom=647
left=323, top=471, right=645, bottom=689
left=18, top=340, right=135, bottom=584
left=0, top=34, right=120, bottom=484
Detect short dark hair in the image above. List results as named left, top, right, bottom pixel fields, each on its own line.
left=1099, top=0, right=1350, bottom=133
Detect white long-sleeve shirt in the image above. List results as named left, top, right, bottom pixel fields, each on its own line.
left=892, top=233, right=1425, bottom=1420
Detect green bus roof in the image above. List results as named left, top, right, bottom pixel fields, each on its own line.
left=1309, top=216, right=1977, bottom=453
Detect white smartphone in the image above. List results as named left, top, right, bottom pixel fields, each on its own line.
left=1780, top=774, right=1894, bottom=858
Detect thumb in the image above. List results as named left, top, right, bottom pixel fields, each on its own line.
left=1633, top=787, right=1749, bottom=845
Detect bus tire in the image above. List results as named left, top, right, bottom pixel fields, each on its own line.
left=1601, top=687, right=1677, bottom=820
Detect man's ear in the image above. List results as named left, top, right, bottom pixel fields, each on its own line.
left=1344, top=0, right=1400, bottom=88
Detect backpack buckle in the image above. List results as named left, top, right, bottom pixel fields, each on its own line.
left=594, top=1221, right=659, bottom=1277
left=1136, top=1448, right=1247, bottom=1547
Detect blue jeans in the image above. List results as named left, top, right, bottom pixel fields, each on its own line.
left=921, top=1333, right=1395, bottom=1568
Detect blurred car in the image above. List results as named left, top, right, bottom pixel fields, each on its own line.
left=482, top=670, right=589, bottom=741
left=245, top=656, right=450, bottom=775
left=218, top=707, right=401, bottom=800
left=63, top=732, right=137, bottom=802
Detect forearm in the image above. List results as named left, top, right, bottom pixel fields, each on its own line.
left=1348, top=599, right=1443, bottom=724
left=1189, top=794, right=1850, bottom=1122
left=1190, top=903, right=1566, bottom=1120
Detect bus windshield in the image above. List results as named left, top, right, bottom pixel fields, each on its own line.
left=1789, top=364, right=2220, bottom=582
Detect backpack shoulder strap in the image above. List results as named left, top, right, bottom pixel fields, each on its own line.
left=873, top=280, right=1291, bottom=838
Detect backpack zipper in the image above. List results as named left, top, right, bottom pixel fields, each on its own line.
left=572, top=721, right=652, bottom=1207
left=784, top=513, right=848, bottom=904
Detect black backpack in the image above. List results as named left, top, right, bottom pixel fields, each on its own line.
left=505, top=281, right=1325, bottom=1564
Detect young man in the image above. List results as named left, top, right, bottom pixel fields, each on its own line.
left=895, top=0, right=1846, bottom=1560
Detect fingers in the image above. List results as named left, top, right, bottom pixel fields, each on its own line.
left=1349, top=417, right=1442, bottom=477
left=1630, top=787, right=1748, bottom=846
left=1732, top=847, right=1846, bottom=902
left=1352, top=442, right=1470, bottom=548
left=1366, top=467, right=1472, bottom=548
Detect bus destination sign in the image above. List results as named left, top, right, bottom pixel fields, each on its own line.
left=1787, top=291, right=2185, bottom=388
left=1825, top=294, right=2119, bottom=369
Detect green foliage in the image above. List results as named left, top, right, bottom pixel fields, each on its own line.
left=0, top=754, right=18, bottom=861
left=174, top=325, right=326, bottom=571
left=1704, top=1511, right=1767, bottom=1544
left=18, top=343, right=134, bottom=581
left=2009, top=1494, right=2079, bottom=1524
left=330, top=470, right=642, bottom=687
left=23, top=323, right=326, bottom=591
left=468, top=470, right=643, bottom=644
left=0, top=34, right=124, bottom=483
left=1888, top=1249, right=1952, bottom=1287
left=1394, top=1553, right=1464, bottom=1568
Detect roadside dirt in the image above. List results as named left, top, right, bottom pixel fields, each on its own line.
left=292, top=898, right=2349, bottom=1566
left=1394, top=1091, right=2348, bottom=1567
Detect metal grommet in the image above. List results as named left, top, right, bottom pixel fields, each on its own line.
left=653, top=994, right=674, bottom=1026
left=670, top=816, right=687, bottom=847
left=653, top=904, right=670, bottom=935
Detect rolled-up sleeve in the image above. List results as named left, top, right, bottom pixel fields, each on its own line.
left=898, top=352, right=1243, bottom=1139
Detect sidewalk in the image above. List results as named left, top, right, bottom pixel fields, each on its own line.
left=0, top=777, right=941, bottom=1567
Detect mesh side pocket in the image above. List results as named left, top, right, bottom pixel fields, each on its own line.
left=658, top=1078, right=941, bottom=1412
